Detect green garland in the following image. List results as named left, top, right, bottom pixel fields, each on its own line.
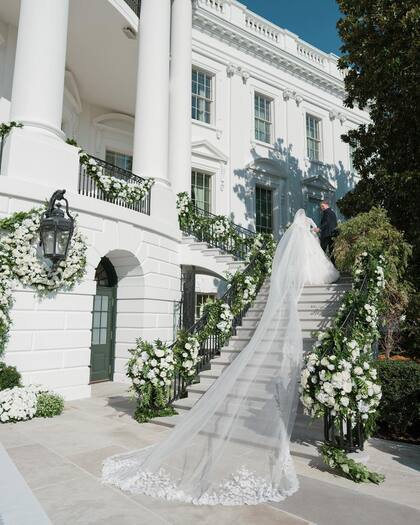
left=321, top=444, right=385, bottom=484
left=301, top=251, right=387, bottom=483
left=67, top=139, right=155, bottom=205
left=0, top=121, right=23, bottom=137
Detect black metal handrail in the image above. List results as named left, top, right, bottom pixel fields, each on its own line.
left=169, top=254, right=265, bottom=402
left=123, top=0, right=141, bottom=17
left=0, top=134, right=5, bottom=175
left=182, top=204, right=257, bottom=260
left=323, top=273, right=370, bottom=452
left=78, top=155, right=151, bottom=215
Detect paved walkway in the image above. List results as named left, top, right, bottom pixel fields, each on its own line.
left=0, top=382, right=419, bottom=525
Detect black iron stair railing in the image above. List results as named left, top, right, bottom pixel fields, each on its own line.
left=182, top=204, right=257, bottom=260
left=78, top=155, right=151, bottom=215
left=323, top=274, right=369, bottom=452
left=169, top=255, right=265, bottom=403
left=123, top=0, right=141, bottom=17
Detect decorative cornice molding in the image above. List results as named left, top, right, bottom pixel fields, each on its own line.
left=329, top=109, right=347, bottom=124
left=225, top=63, right=251, bottom=84
left=193, top=6, right=346, bottom=99
left=283, top=89, right=303, bottom=106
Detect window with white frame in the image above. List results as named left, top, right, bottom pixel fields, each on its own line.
left=255, top=185, right=273, bottom=234
left=191, top=170, right=212, bottom=213
left=195, top=293, right=216, bottom=319
left=105, top=149, right=133, bottom=171
left=306, top=114, right=322, bottom=161
left=254, top=93, right=272, bottom=143
left=192, top=68, right=213, bottom=124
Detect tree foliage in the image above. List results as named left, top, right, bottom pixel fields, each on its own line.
left=336, top=0, right=420, bottom=177
left=335, top=1, right=420, bottom=357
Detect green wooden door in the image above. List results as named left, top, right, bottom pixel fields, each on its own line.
left=307, top=197, right=321, bottom=227
left=90, top=286, right=116, bottom=382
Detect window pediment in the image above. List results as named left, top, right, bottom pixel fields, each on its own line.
left=191, top=140, right=228, bottom=163
left=302, top=175, right=335, bottom=192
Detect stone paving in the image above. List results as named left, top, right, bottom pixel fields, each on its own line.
left=0, top=382, right=419, bottom=525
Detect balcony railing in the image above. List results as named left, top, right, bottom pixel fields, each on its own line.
left=123, top=0, right=141, bottom=17
left=78, top=156, right=151, bottom=215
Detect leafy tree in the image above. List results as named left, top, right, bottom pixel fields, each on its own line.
left=335, top=1, right=420, bottom=357
left=336, top=0, right=420, bottom=177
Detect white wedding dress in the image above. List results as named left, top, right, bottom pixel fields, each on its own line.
left=102, top=209, right=339, bottom=505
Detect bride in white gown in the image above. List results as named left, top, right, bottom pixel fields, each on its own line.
left=103, top=209, right=340, bottom=505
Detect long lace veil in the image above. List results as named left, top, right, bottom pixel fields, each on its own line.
left=103, top=209, right=309, bottom=505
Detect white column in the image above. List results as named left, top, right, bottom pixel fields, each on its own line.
left=10, top=0, right=69, bottom=138
left=169, top=0, right=192, bottom=195
left=132, top=0, right=171, bottom=184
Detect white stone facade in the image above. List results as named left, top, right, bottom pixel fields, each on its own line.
left=0, top=0, right=369, bottom=400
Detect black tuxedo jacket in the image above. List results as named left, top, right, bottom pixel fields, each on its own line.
left=320, top=208, right=338, bottom=239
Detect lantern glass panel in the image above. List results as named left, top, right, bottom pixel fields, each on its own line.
left=56, top=230, right=70, bottom=256
left=42, top=229, right=56, bottom=256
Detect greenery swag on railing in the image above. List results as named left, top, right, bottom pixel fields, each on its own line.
left=176, top=192, right=257, bottom=260
left=300, top=251, right=387, bottom=483
left=127, top=201, right=276, bottom=422
left=0, top=121, right=23, bottom=175
left=69, top=141, right=155, bottom=206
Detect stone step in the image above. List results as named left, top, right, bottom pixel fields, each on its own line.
left=172, top=392, right=202, bottom=412
left=188, top=241, right=211, bottom=250
left=241, top=316, right=333, bottom=330
left=187, top=377, right=218, bottom=395
left=201, top=247, right=224, bottom=257
left=221, top=335, right=315, bottom=352
left=215, top=254, right=235, bottom=263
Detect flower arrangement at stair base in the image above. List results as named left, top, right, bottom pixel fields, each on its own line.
left=0, top=207, right=87, bottom=357
left=0, top=385, right=64, bottom=423
left=76, top=147, right=154, bottom=205
left=127, top=338, right=177, bottom=423
left=300, top=252, right=387, bottom=483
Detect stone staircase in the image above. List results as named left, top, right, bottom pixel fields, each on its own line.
left=180, top=233, right=245, bottom=276
left=154, top=276, right=351, bottom=428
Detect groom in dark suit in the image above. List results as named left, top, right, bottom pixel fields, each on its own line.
left=315, top=200, right=338, bottom=262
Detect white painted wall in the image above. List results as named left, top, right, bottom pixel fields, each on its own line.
left=0, top=0, right=370, bottom=399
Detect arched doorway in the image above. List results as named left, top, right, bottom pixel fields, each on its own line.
left=90, top=257, right=117, bottom=383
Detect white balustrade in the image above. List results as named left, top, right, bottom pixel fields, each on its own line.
left=201, top=0, right=224, bottom=14
left=297, top=43, right=326, bottom=68
left=244, top=14, right=280, bottom=44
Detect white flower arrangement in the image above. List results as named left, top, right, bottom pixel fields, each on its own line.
left=127, top=339, right=175, bottom=391
left=175, top=335, right=201, bottom=378
left=216, top=303, right=234, bottom=336
left=0, top=385, right=57, bottom=423
left=300, top=251, right=386, bottom=474
left=176, top=192, right=191, bottom=215
left=0, top=207, right=87, bottom=355
left=79, top=151, right=154, bottom=206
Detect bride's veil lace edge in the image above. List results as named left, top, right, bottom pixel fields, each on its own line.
left=102, top=209, right=310, bottom=505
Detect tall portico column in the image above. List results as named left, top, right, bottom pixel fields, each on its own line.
left=132, top=0, right=171, bottom=185
left=169, top=0, right=192, bottom=195
left=3, top=0, right=79, bottom=191
left=10, top=0, right=69, bottom=138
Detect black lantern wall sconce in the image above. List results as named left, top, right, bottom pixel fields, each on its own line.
left=39, top=190, right=74, bottom=264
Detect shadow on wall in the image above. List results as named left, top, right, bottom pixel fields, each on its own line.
left=231, top=137, right=357, bottom=229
